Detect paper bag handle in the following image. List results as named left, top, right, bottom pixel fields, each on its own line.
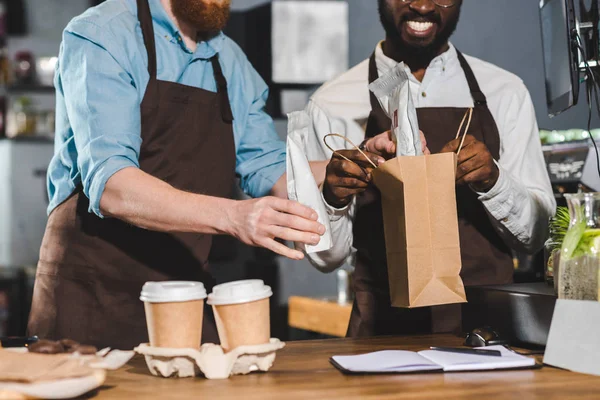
left=323, top=108, right=472, bottom=166
left=323, top=133, right=379, bottom=169
left=455, top=108, right=473, bottom=156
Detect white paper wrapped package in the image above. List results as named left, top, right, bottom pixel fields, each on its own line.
left=369, top=62, right=422, bottom=157
left=286, top=111, right=333, bottom=254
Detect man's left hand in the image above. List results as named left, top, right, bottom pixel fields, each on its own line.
left=440, top=134, right=499, bottom=192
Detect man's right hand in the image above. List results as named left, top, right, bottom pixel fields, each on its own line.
left=226, top=197, right=325, bottom=260
left=322, top=150, right=385, bottom=209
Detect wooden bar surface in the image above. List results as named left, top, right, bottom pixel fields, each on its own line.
left=288, top=296, right=352, bottom=337
left=96, top=335, right=600, bottom=399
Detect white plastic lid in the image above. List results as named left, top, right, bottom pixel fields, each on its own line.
left=140, top=281, right=207, bottom=303
left=207, top=280, right=272, bottom=306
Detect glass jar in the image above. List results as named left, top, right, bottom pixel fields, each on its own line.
left=544, top=239, right=560, bottom=292
left=558, top=193, right=600, bottom=301
left=13, top=96, right=36, bottom=136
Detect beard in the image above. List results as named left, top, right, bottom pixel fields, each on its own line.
left=170, top=0, right=231, bottom=34
left=378, top=0, right=460, bottom=63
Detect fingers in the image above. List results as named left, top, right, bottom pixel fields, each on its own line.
left=439, top=138, right=459, bottom=154
left=366, top=131, right=396, bottom=157
left=455, top=144, right=480, bottom=165
left=267, top=225, right=321, bottom=247
left=332, top=177, right=369, bottom=189
left=271, top=208, right=325, bottom=235
left=334, top=150, right=384, bottom=169
left=419, top=130, right=427, bottom=153
left=456, top=155, right=485, bottom=181
left=324, top=156, right=372, bottom=208
left=270, top=198, right=319, bottom=221
left=261, top=238, right=305, bottom=260
left=440, top=135, right=476, bottom=154
left=328, top=157, right=373, bottom=182
left=451, top=138, right=498, bottom=189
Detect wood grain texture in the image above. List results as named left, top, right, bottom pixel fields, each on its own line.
left=96, top=334, right=600, bottom=399
left=288, top=296, right=352, bottom=337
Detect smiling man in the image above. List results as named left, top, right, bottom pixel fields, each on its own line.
left=301, top=0, right=555, bottom=337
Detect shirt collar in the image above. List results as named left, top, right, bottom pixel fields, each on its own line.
left=374, top=41, right=458, bottom=78
left=147, top=0, right=225, bottom=59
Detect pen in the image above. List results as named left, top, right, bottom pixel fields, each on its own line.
left=429, top=346, right=502, bottom=357
left=0, top=336, right=39, bottom=348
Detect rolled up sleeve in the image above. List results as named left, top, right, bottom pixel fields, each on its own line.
left=235, top=61, right=285, bottom=198
left=477, top=86, right=556, bottom=252
left=59, top=24, right=141, bottom=217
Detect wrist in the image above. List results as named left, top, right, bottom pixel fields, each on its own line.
left=358, top=138, right=370, bottom=151
left=471, top=168, right=499, bottom=193
left=214, top=198, right=239, bottom=236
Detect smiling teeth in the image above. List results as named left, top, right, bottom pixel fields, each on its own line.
left=407, top=21, right=433, bottom=32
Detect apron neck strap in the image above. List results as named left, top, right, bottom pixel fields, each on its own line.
left=366, top=51, right=389, bottom=138
left=368, top=51, right=381, bottom=115
left=136, top=0, right=158, bottom=79
left=210, top=55, right=234, bottom=124
left=367, top=47, right=489, bottom=108
left=455, top=50, right=487, bottom=106
left=135, top=0, right=233, bottom=124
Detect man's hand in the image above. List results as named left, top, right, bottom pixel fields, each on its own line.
left=226, top=197, right=325, bottom=260
left=362, top=130, right=431, bottom=158
left=440, top=134, right=499, bottom=192
left=322, top=150, right=384, bottom=208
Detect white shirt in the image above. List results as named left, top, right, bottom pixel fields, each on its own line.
left=302, top=43, right=556, bottom=272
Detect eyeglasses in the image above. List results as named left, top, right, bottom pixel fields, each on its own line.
left=400, top=0, right=458, bottom=8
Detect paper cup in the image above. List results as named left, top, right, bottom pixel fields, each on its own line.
left=140, top=281, right=207, bottom=349
left=207, top=280, right=272, bottom=352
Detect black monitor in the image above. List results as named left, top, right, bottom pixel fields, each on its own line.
left=539, top=0, right=580, bottom=117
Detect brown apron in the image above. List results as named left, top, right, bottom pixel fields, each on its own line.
left=27, top=0, right=236, bottom=350
left=347, top=50, right=514, bottom=337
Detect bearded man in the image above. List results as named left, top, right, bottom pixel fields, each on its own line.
left=27, top=0, right=325, bottom=349
left=301, top=0, right=555, bottom=336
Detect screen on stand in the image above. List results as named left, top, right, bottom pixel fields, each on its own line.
left=540, top=0, right=579, bottom=116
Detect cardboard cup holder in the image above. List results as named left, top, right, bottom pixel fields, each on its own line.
left=134, top=338, right=285, bottom=380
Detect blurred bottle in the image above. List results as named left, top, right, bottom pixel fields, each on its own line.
left=336, top=267, right=353, bottom=305
left=14, top=51, right=34, bottom=85
left=0, top=1, right=10, bottom=86
left=0, top=292, right=7, bottom=337
left=0, top=89, right=5, bottom=138
left=0, top=1, right=8, bottom=139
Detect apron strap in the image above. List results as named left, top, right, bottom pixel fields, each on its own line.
left=136, top=0, right=157, bottom=79
left=366, top=48, right=495, bottom=140
left=455, top=50, right=487, bottom=106
left=366, top=51, right=390, bottom=139
left=210, top=56, right=234, bottom=124
left=455, top=50, right=500, bottom=159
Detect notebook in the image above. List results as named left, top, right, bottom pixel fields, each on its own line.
left=330, top=346, right=538, bottom=374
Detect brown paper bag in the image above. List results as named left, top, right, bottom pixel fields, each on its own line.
left=371, top=152, right=466, bottom=308
left=324, top=109, right=473, bottom=309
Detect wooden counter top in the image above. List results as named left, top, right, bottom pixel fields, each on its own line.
left=97, top=334, right=600, bottom=399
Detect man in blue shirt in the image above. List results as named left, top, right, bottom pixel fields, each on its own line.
left=27, top=0, right=324, bottom=349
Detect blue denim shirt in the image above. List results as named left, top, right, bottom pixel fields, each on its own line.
left=48, top=0, right=285, bottom=217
